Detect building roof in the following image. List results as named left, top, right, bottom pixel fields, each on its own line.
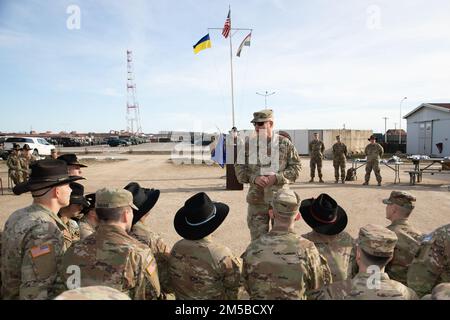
left=404, top=103, right=450, bottom=119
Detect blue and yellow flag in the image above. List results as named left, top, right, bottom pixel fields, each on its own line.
left=193, top=34, right=212, bottom=54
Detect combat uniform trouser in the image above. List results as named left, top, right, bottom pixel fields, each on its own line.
left=9, top=170, right=22, bottom=186
left=365, top=159, right=382, bottom=183
left=247, top=203, right=271, bottom=241
left=310, top=157, right=323, bottom=179
left=333, top=158, right=346, bottom=181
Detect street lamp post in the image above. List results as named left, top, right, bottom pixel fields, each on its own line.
left=256, top=90, right=276, bottom=108
left=399, top=97, right=407, bottom=144
left=382, top=117, right=389, bottom=143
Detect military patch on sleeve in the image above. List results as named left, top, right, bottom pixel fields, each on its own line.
left=30, top=244, right=52, bottom=258
left=146, top=257, right=157, bottom=275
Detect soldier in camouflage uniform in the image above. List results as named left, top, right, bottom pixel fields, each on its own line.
left=421, top=283, right=450, bottom=300
left=234, top=109, right=301, bottom=241
left=332, top=135, right=348, bottom=184
left=61, top=188, right=161, bottom=300
left=363, top=135, right=384, bottom=186
left=19, top=144, right=38, bottom=181
left=58, top=182, right=89, bottom=249
left=301, top=194, right=357, bottom=283
left=1, top=160, right=84, bottom=299
left=309, top=133, right=325, bottom=183
left=6, top=144, right=25, bottom=186
left=54, top=285, right=131, bottom=300
left=124, top=182, right=173, bottom=298
left=169, top=192, right=241, bottom=300
left=242, top=189, right=332, bottom=300
left=407, top=223, right=450, bottom=297
left=78, top=193, right=99, bottom=239
left=383, top=191, right=423, bottom=285
left=57, top=153, right=87, bottom=177
left=318, top=224, right=418, bottom=300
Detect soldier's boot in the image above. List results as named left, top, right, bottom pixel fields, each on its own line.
left=335, top=179, right=339, bottom=184
left=319, top=178, right=324, bottom=183
left=377, top=181, right=382, bottom=186
left=341, top=179, right=345, bottom=184
left=309, top=177, right=314, bottom=183
left=362, top=181, right=369, bottom=185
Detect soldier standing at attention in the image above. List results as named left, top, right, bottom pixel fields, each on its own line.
left=234, top=109, right=301, bottom=241
left=383, top=191, right=423, bottom=285
left=318, top=224, right=418, bottom=300
left=332, top=135, right=348, bottom=184
left=407, top=222, right=450, bottom=297
left=309, top=133, right=325, bottom=183
left=61, top=188, right=161, bottom=300
left=301, top=193, right=357, bottom=283
left=1, top=160, right=84, bottom=299
left=169, top=192, right=241, bottom=300
left=6, top=143, right=24, bottom=186
left=242, top=188, right=331, bottom=300
left=363, top=135, right=384, bottom=186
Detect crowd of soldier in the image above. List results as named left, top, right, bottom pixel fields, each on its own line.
left=0, top=109, right=448, bottom=300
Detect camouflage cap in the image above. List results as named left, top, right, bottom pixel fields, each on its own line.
left=357, top=224, right=398, bottom=257
left=382, top=191, right=416, bottom=209
left=54, top=286, right=131, bottom=300
left=431, top=283, right=450, bottom=300
left=272, top=188, right=300, bottom=217
left=251, top=109, right=273, bottom=123
left=95, top=188, right=138, bottom=210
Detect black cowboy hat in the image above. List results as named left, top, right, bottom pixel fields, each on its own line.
left=368, top=135, right=377, bottom=141
left=174, top=192, right=229, bottom=240
left=12, top=143, right=21, bottom=151
left=69, top=182, right=89, bottom=207
left=13, top=160, right=84, bottom=195
left=22, top=144, right=32, bottom=151
left=300, top=193, right=348, bottom=236
left=124, top=182, right=161, bottom=225
left=81, top=193, right=96, bottom=214
left=57, top=154, right=87, bottom=167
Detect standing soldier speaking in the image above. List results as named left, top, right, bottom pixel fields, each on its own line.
left=363, top=135, right=384, bottom=186
left=235, top=109, right=301, bottom=241
left=309, top=133, right=325, bottom=183
left=332, top=135, right=348, bottom=184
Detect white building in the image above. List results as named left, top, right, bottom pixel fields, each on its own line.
left=404, top=103, right=450, bottom=156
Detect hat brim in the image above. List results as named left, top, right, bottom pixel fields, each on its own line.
left=13, top=176, right=85, bottom=195
left=250, top=118, right=272, bottom=124
left=71, top=196, right=90, bottom=208
left=382, top=199, right=392, bottom=205
left=174, top=202, right=229, bottom=240
left=132, top=189, right=161, bottom=225
left=300, top=198, right=348, bottom=236
left=68, top=163, right=88, bottom=168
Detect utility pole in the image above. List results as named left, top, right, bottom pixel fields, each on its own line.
left=399, top=97, right=407, bottom=144
left=382, top=117, right=389, bottom=143
left=394, top=122, right=397, bottom=130
left=256, top=91, right=276, bottom=108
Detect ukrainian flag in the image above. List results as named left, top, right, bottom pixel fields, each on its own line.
left=193, top=34, right=211, bottom=54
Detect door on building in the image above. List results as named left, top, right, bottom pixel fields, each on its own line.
left=418, top=121, right=433, bottom=155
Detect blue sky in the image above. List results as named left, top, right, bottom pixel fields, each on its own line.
left=1, top=0, right=450, bottom=134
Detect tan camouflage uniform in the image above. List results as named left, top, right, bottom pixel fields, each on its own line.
left=421, top=283, right=450, bottom=300
left=1, top=204, right=68, bottom=299
left=169, top=236, right=241, bottom=300
left=78, top=215, right=97, bottom=240
left=63, top=219, right=80, bottom=249
left=407, top=223, right=450, bottom=297
left=130, top=221, right=172, bottom=297
left=242, top=189, right=332, bottom=300
left=62, top=224, right=161, bottom=300
left=318, top=224, right=418, bottom=300
left=6, top=153, right=24, bottom=185
left=54, top=285, right=131, bottom=300
left=332, top=140, right=347, bottom=182
left=303, top=230, right=357, bottom=282
left=235, top=110, right=301, bottom=241
left=309, top=139, right=325, bottom=180
left=19, top=154, right=38, bottom=181
left=364, top=142, right=384, bottom=184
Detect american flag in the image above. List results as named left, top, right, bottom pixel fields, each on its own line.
left=222, top=9, right=231, bottom=38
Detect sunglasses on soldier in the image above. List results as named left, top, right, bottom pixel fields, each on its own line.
left=254, top=122, right=267, bottom=127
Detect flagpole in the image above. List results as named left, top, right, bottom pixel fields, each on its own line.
left=229, top=30, right=235, bottom=128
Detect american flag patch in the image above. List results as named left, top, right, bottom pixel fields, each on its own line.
left=30, top=244, right=51, bottom=258
left=146, top=258, right=157, bottom=275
